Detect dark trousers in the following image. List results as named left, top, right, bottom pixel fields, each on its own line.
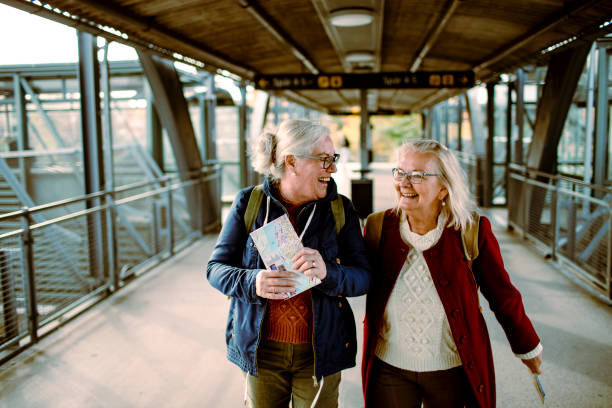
left=367, top=357, right=477, bottom=408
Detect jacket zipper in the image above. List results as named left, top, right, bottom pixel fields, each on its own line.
left=254, top=298, right=267, bottom=375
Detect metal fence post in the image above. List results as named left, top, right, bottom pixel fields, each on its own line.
left=551, top=177, right=559, bottom=261
left=608, top=207, right=612, bottom=301
left=522, top=170, right=528, bottom=240
left=166, top=180, right=174, bottom=256
left=20, top=208, right=37, bottom=343
left=106, top=192, right=118, bottom=291
left=567, top=201, right=576, bottom=261
left=152, top=199, right=161, bottom=255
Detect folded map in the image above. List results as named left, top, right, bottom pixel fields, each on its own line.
left=250, top=214, right=321, bottom=298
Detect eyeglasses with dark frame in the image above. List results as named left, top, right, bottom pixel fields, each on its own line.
left=392, top=168, right=441, bottom=184
left=298, top=153, right=340, bottom=169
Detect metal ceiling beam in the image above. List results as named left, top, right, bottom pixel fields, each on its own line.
left=1, top=0, right=254, bottom=79
left=238, top=0, right=319, bottom=74
left=410, top=0, right=462, bottom=72
left=473, top=0, right=602, bottom=75
left=310, top=0, right=351, bottom=73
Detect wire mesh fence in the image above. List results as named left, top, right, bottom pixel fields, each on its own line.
left=0, top=233, right=26, bottom=347
left=508, top=166, right=611, bottom=299
left=0, top=169, right=214, bottom=364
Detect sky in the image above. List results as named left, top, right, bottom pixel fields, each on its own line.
left=0, top=3, right=244, bottom=102
left=0, top=3, right=137, bottom=64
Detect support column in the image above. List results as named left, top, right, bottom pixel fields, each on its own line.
left=350, top=88, right=373, bottom=218
left=583, top=45, right=597, bottom=186
left=523, top=43, right=591, bottom=229
left=100, top=41, right=118, bottom=289
left=249, top=91, right=270, bottom=186
left=484, top=82, right=495, bottom=207
left=465, top=88, right=487, bottom=203
left=360, top=89, right=369, bottom=172
left=443, top=100, right=449, bottom=147
left=138, top=51, right=219, bottom=232
left=526, top=43, right=591, bottom=172
left=203, top=73, right=217, bottom=162
left=146, top=85, right=164, bottom=171
left=12, top=74, right=28, bottom=190
left=594, top=44, right=609, bottom=190
left=505, top=81, right=514, bottom=205
left=515, top=69, right=525, bottom=164
left=239, top=82, right=249, bottom=188
left=422, top=109, right=430, bottom=139
left=77, top=31, right=106, bottom=280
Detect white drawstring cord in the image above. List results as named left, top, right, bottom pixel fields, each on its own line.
left=244, top=372, right=249, bottom=406
left=310, top=376, right=324, bottom=408
left=298, top=204, right=316, bottom=242
left=263, top=196, right=270, bottom=225
left=263, top=195, right=316, bottom=242
left=261, top=197, right=322, bottom=408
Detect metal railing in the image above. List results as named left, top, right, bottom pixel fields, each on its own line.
left=0, top=166, right=220, bottom=363
left=508, top=164, right=612, bottom=301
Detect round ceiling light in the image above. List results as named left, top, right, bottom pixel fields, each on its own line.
left=345, top=51, right=375, bottom=63
left=329, top=8, right=374, bottom=27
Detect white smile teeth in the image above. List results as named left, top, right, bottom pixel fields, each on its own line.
left=319, top=177, right=330, bottom=182
left=402, top=193, right=417, bottom=198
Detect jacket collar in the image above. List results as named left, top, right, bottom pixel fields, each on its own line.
left=262, top=176, right=339, bottom=207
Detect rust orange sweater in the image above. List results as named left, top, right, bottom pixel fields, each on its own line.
left=262, top=197, right=313, bottom=344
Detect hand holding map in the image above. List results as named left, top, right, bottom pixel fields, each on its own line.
left=250, top=214, right=322, bottom=298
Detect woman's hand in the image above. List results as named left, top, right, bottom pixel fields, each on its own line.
left=256, top=269, right=296, bottom=299
left=291, top=247, right=327, bottom=280
left=521, top=352, right=542, bottom=374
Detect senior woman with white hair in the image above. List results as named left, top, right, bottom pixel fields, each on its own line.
left=361, top=139, right=542, bottom=408
left=207, top=119, right=371, bottom=408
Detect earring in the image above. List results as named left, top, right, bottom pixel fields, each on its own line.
left=441, top=200, right=446, bottom=206
left=292, top=172, right=297, bottom=176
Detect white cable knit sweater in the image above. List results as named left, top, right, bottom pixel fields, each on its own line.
left=374, top=212, right=463, bottom=372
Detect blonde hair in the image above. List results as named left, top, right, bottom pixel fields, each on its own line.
left=397, top=139, right=477, bottom=231
left=250, top=119, right=330, bottom=181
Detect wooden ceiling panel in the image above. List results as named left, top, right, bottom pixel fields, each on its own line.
left=381, top=0, right=447, bottom=71
left=258, top=0, right=342, bottom=72
left=13, top=0, right=611, bottom=113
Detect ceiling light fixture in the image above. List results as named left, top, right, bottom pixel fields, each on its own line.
left=329, top=7, right=374, bottom=27
left=345, top=51, right=375, bottom=63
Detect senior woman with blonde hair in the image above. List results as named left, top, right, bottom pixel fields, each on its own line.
left=207, top=119, right=371, bottom=408
left=361, top=139, right=542, bottom=408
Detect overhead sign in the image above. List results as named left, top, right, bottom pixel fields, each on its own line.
left=254, top=71, right=474, bottom=90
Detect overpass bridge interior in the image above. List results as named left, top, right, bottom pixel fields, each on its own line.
left=0, top=0, right=611, bottom=363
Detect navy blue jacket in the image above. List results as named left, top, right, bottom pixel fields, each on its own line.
left=206, top=177, right=371, bottom=379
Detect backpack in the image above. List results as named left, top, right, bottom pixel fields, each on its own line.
left=364, top=210, right=482, bottom=305
left=243, top=185, right=345, bottom=235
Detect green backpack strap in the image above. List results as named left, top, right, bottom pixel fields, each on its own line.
left=461, top=212, right=481, bottom=267
left=244, top=186, right=345, bottom=236
left=244, top=185, right=264, bottom=233
left=364, top=210, right=386, bottom=251
left=330, top=195, right=345, bottom=235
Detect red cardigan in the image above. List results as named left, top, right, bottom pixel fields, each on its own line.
left=361, top=210, right=540, bottom=408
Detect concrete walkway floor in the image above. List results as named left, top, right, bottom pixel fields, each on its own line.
left=0, top=210, right=610, bottom=407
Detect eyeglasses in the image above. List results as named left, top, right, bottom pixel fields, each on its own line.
left=392, top=168, right=440, bottom=184
left=298, top=153, right=340, bottom=169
